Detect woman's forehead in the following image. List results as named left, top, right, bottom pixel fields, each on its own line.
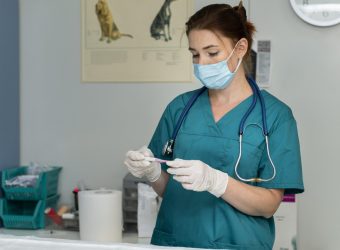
left=188, top=29, right=233, bottom=49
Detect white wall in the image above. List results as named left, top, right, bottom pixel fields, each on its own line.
left=20, top=0, right=340, bottom=249
left=250, top=1, right=340, bottom=250
left=20, top=0, right=197, bottom=201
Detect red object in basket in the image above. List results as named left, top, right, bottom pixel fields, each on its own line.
left=45, top=207, right=62, bottom=225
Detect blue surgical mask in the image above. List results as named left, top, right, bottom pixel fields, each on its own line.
left=193, top=45, right=242, bottom=89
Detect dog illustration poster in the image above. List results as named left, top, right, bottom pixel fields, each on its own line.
left=82, top=0, right=194, bottom=82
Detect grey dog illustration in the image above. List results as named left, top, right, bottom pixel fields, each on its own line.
left=150, top=0, right=176, bottom=42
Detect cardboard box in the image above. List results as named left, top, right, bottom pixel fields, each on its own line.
left=273, top=194, right=297, bottom=250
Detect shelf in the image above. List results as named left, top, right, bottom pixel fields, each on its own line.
left=124, top=219, right=137, bottom=223
left=123, top=207, right=137, bottom=212
left=124, top=197, right=137, bottom=201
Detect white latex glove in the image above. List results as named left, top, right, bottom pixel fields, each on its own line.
left=124, top=146, right=161, bottom=182
left=166, top=159, right=229, bottom=197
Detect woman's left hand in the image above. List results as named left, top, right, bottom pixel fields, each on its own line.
left=166, top=159, right=229, bottom=197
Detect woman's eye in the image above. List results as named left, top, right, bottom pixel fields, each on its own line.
left=209, top=52, right=219, bottom=57
left=192, top=54, right=199, bottom=58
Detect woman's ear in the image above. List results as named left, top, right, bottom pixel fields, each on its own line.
left=235, top=38, right=248, bottom=58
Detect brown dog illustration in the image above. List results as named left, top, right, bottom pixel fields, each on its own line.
left=95, top=0, right=133, bottom=43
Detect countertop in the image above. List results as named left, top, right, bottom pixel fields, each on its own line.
left=0, top=228, right=151, bottom=244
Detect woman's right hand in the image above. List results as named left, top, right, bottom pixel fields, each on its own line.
left=124, top=146, right=161, bottom=182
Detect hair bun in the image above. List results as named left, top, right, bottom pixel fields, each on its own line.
left=232, top=1, right=247, bottom=23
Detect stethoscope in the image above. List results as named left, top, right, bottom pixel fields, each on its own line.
left=162, top=77, right=276, bottom=183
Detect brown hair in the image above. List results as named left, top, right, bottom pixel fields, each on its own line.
left=185, top=1, right=256, bottom=59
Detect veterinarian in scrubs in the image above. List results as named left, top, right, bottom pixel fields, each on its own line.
left=124, top=2, right=304, bottom=249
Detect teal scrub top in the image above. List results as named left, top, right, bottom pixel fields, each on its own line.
left=148, top=88, right=304, bottom=250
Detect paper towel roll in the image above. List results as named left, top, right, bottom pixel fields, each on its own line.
left=78, top=189, right=122, bottom=242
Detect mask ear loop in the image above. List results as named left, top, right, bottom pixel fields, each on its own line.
left=226, top=40, right=243, bottom=73
left=231, top=58, right=243, bottom=73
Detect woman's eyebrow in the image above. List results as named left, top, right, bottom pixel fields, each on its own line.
left=189, top=45, right=219, bottom=51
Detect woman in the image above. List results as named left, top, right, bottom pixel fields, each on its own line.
left=124, top=2, right=304, bottom=249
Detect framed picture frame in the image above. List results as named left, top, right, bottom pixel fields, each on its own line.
left=81, top=0, right=194, bottom=83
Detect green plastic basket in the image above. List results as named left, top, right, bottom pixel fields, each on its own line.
left=0, top=194, right=60, bottom=229
left=1, top=166, right=62, bottom=200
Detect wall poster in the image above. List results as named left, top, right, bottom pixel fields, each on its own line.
left=81, top=0, right=194, bottom=82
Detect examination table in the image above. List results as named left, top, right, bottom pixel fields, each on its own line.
left=0, top=233, right=201, bottom=250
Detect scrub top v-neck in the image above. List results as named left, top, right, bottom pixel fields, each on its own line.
left=201, top=89, right=255, bottom=135
left=148, top=88, right=304, bottom=250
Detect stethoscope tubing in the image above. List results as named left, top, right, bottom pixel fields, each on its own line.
left=234, top=132, right=276, bottom=183
left=172, top=87, right=207, bottom=142
left=163, top=77, right=276, bottom=182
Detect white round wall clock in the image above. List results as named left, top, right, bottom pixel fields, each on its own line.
left=290, top=0, right=340, bottom=27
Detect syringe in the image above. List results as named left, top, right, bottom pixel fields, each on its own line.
left=144, top=156, right=167, bottom=163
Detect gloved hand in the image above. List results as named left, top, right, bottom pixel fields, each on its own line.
left=124, top=146, right=161, bottom=182
left=166, top=159, right=229, bottom=197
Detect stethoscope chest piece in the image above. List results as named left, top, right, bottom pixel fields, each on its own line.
left=162, top=139, right=175, bottom=156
